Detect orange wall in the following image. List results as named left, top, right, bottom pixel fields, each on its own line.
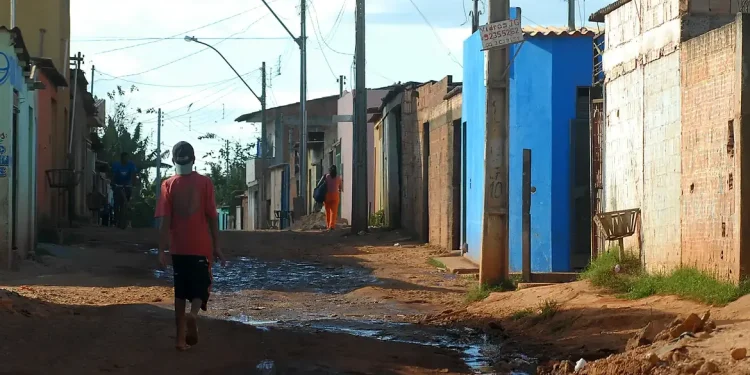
left=35, top=72, right=58, bottom=222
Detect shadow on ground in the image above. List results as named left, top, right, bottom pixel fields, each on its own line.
left=1, top=292, right=470, bottom=375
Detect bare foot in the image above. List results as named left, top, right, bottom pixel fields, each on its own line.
left=186, top=313, right=199, bottom=346
left=175, top=343, right=191, bottom=352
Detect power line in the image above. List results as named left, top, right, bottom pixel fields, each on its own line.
left=322, top=0, right=349, bottom=42
left=308, top=0, right=354, bottom=56
left=97, top=12, right=272, bottom=81
left=74, top=36, right=288, bottom=42
left=405, top=0, right=463, bottom=67
left=136, top=69, right=261, bottom=110
left=90, top=1, right=279, bottom=55
left=96, top=70, right=245, bottom=88
left=308, top=0, right=338, bottom=80
left=164, top=85, right=246, bottom=121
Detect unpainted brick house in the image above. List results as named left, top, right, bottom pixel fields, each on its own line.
left=372, top=77, right=462, bottom=250
left=591, top=0, right=750, bottom=282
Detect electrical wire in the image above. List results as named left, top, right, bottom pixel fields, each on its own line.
left=75, top=36, right=288, bottom=42
left=96, top=69, right=244, bottom=88
left=308, top=0, right=354, bottom=56
left=165, top=85, right=246, bottom=121
left=97, top=12, right=272, bottom=81
left=405, top=0, right=462, bottom=67
left=323, top=0, right=349, bottom=42
left=308, top=0, right=338, bottom=80
left=139, top=68, right=261, bottom=109
left=91, top=2, right=278, bottom=55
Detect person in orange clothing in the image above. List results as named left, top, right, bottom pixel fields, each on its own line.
left=322, top=165, right=343, bottom=230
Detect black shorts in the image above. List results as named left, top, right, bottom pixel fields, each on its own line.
left=171, top=255, right=212, bottom=311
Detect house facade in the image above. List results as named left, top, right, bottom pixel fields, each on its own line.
left=32, top=57, right=67, bottom=225
left=462, top=26, right=595, bottom=272
left=237, top=95, right=339, bottom=229
left=372, top=77, right=463, bottom=250
left=590, top=0, right=749, bottom=281
left=337, top=88, right=390, bottom=224
left=0, top=27, right=38, bottom=269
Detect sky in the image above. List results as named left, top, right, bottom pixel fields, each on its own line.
left=71, top=0, right=613, bottom=174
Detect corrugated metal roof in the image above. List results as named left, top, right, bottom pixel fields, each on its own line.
left=522, top=26, right=597, bottom=37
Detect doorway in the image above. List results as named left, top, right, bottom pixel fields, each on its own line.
left=570, top=87, right=592, bottom=271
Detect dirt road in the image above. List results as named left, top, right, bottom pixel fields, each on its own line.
left=0, top=227, right=511, bottom=375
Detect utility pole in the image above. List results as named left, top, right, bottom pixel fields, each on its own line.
left=568, top=0, right=576, bottom=30
left=225, top=139, right=230, bottom=173
left=351, top=0, right=367, bottom=234
left=260, top=0, right=309, bottom=215
left=338, top=75, right=345, bottom=97
left=155, top=109, right=162, bottom=196
left=154, top=109, right=162, bottom=228
left=480, top=0, right=510, bottom=286
left=472, top=0, right=480, bottom=33
left=299, top=0, right=309, bottom=215
left=259, top=61, right=268, bottom=229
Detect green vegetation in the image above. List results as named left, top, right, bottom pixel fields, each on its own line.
left=536, top=299, right=560, bottom=320
left=428, top=258, right=446, bottom=269
left=369, top=210, right=385, bottom=227
left=510, top=299, right=561, bottom=323
left=580, top=249, right=750, bottom=306
left=99, top=85, right=254, bottom=227
left=465, top=280, right=517, bottom=302
left=510, top=308, right=534, bottom=320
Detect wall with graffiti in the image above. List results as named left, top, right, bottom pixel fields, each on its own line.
left=0, top=29, right=36, bottom=269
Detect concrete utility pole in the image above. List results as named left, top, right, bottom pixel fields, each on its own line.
left=260, top=61, right=268, bottom=228
left=472, top=0, right=480, bottom=33
left=261, top=0, right=309, bottom=214
left=155, top=109, right=162, bottom=198
left=154, top=109, right=162, bottom=228
left=351, top=0, right=367, bottom=234
left=300, top=0, right=309, bottom=215
left=480, top=0, right=510, bottom=286
left=225, top=139, right=230, bottom=173
left=568, top=0, right=576, bottom=31
left=339, top=75, right=345, bottom=97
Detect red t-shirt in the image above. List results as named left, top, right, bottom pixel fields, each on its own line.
left=154, top=172, right=218, bottom=258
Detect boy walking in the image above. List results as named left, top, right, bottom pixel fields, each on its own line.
left=155, top=141, right=226, bottom=351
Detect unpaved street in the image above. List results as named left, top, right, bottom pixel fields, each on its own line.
left=0, top=227, right=522, bottom=375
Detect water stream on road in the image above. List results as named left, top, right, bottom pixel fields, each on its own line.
left=151, top=253, right=535, bottom=374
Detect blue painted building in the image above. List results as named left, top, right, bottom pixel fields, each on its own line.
left=461, top=25, right=595, bottom=273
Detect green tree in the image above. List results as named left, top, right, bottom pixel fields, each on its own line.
left=99, top=85, right=168, bottom=227
left=198, top=133, right=254, bottom=207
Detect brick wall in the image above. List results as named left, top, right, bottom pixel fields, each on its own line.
left=680, top=21, right=740, bottom=281
left=399, top=77, right=462, bottom=249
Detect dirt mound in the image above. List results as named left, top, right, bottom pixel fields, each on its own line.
left=291, top=212, right=349, bottom=231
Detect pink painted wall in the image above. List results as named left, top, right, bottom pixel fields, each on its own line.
left=337, top=89, right=390, bottom=223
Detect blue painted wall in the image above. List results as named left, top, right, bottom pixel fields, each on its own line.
left=461, top=32, right=486, bottom=263
left=462, top=28, right=593, bottom=272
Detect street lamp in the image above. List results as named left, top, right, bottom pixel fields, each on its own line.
left=184, top=35, right=269, bottom=228
left=184, top=36, right=263, bottom=106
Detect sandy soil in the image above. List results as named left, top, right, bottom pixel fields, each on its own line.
left=8, top=224, right=750, bottom=374
left=0, top=226, right=474, bottom=375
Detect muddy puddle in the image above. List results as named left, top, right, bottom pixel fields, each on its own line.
left=152, top=255, right=379, bottom=294
left=151, top=254, right=535, bottom=374
left=232, top=317, right=536, bottom=374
